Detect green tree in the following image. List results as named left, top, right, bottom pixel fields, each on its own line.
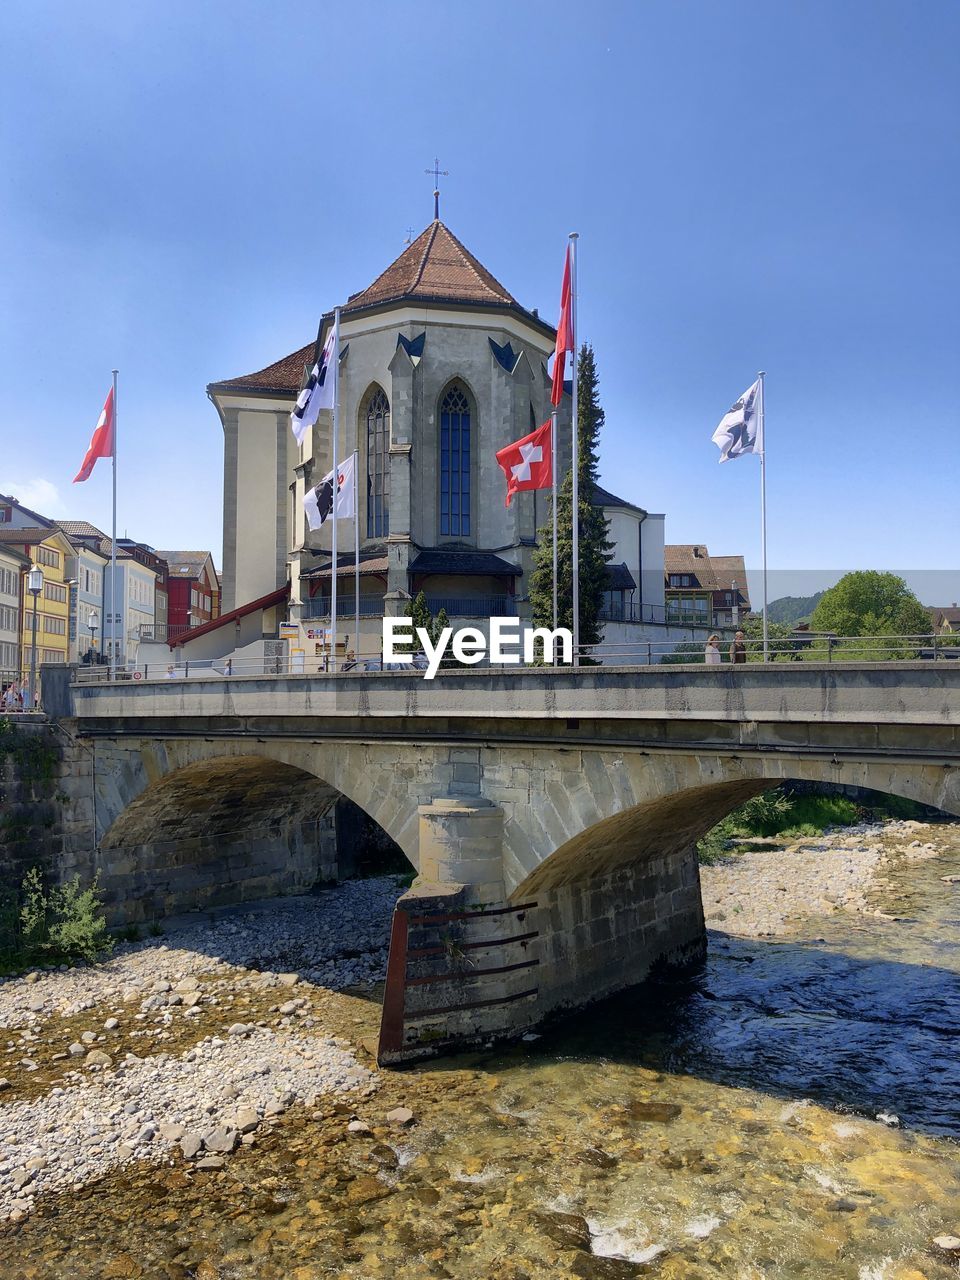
left=398, top=592, right=452, bottom=662
left=529, top=344, right=614, bottom=651
left=811, top=572, right=931, bottom=639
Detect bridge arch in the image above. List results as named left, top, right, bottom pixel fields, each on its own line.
left=92, top=738, right=432, bottom=923
left=500, top=747, right=960, bottom=898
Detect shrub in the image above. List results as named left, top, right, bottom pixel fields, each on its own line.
left=10, top=867, right=112, bottom=968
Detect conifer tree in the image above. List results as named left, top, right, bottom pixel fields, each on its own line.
left=529, top=344, right=613, bottom=648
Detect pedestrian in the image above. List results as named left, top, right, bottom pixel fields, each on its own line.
left=2, top=682, right=19, bottom=712
left=165, top=664, right=177, bottom=679
left=223, top=658, right=233, bottom=676
left=730, top=630, right=747, bottom=664
left=705, top=634, right=722, bottom=665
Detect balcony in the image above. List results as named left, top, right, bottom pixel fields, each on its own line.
left=600, top=601, right=737, bottom=630
left=301, top=598, right=386, bottom=621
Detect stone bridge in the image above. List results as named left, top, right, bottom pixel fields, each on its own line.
left=57, top=663, right=960, bottom=1062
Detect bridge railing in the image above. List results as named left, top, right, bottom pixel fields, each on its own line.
left=69, top=632, right=960, bottom=683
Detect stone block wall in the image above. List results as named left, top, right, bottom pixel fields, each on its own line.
left=533, top=847, right=706, bottom=1018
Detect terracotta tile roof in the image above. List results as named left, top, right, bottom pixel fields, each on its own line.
left=345, top=221, right=517, bottom=312
left=710, top=555, right=749, bottom=598
left=664, top=544, right=718, bottom=589
left=664, top=546, right=750, bottom=605
left=209, top=221, right=550, bottom=396
left=57, top=520, right=129, bottom=559
left=209, top=342, right=314, bottom=395
left=0, top=527, right=53, bottom=546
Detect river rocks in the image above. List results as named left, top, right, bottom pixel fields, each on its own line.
left=195, top=1156, right=225, bottom=1171
left=103, top=1017, right=120, bottom=1031
left=202, top=1127, right=238, bottom=1154
left=235, top=1108, right=259, bottom=1134
left=347, top=1120, right=372, bottom=1135
left=386, top=1107, right=415, bottom=1127
left=933, top=1235, right=960, bottom=1253
left=628, top=1101, right=681, bottom=1123
left=84, top=1049, right=112, bottom=1068
left=180, top=1133, right=204, bottom=1159
left=531, top=1209, right=592, bottom=1250
left=576, top=1147, right=619, bottom=1169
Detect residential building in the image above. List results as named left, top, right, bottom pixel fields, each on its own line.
left=928, top=604, right=960, bottom=634
left=0, top=544, right=29, bottom=686
left=58, top=523, right=160, bottom=666
left=155, top=551, right=220, bottom=639
left=0, top=525, right=76, bottom=679
left=664, top=545, right=750, bottom=628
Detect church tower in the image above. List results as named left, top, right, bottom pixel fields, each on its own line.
left=208, top=219, right=570, bottom=643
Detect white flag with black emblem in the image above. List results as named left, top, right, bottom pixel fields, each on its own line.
left=303, top=453, right=356, bottom=530
left=712, top=378, right=762, bottom=462
left=290, top=313, right=339, bottom=445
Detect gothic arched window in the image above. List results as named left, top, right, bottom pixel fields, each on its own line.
left=439, top=384, right=471, bottom=537
left=364, top=387, right=390, bottom=538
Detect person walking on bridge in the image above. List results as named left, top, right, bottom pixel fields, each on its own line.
left=705, top=635, right=722, bottom=665
left=730, top=631, right=747, bottom=664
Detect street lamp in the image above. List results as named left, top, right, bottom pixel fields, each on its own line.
left=26, top=564, right=43, bottom=711
left=88, top=609, right=99, bottom=656
left=731, top=579, right=740, bottom=627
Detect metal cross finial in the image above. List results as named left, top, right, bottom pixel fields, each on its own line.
left=403, top=226, right=415, bottom=245
left=425, top=157, right=449, bottom=220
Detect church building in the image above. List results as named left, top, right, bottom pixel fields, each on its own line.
left=208, top=215, right=665, bottom=660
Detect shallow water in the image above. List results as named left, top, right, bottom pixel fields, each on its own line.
left=4, top=828, right=960, bottom=1279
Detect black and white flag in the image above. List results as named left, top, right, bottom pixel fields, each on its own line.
left=290, top=313, right=339, bottom=445
left=303, top=453, right=356, bottom=530
left=712, top=378, right=762, bottom=462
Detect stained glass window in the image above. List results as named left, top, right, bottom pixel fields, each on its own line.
left=440, top=385, right=471, bottom=537
left=365, top=388, right=390, bottom=538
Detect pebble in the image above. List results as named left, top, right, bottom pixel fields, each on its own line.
left=0, top=875, right=404, bottom=1222
left=386, top=1107, right=415, bottom=1127
left=933, top=1235, right=960, bottom=1252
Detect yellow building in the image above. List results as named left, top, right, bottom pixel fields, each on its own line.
left=0, top=526, right=76, bottom=679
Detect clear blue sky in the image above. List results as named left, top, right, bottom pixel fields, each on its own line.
left=2, top=1, right=957, bottom=603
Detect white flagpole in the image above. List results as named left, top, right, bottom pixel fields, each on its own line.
left=551, top=411, right=558, bottom=632
left=330, top=309, right=340, bottom=672
left=758, top=370, right=768, bottom=662
left=569, top=233, right=580, bottom=666
left=353, top=448, right=360, bottom=663
left=110, top=369, right=118, bottom=679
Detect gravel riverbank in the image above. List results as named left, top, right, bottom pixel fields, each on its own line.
left=0, top=876, right=404, bottom=1222
left=700, top=818, right=947, bottom=937
left=0, top=822, right=953, bottom=1225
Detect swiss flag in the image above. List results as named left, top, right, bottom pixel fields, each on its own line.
left=73, top=388, right=115, bottom=483
left=496, top=419, right=553, bottom=507
left=550, top=245, right=574, bottom=407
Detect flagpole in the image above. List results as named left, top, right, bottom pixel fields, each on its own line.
left=330, top=308, right=340, bottom=672
left=110, top=369, right=118, bottom=679
left=758, top=370, right=768, bottom=662
left=569, top=233, right=580, bottom=666
left=551, top=411, right=558, bottom=632
left=353, top=448, right=360, bottom=663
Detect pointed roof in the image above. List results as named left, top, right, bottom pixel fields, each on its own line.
left=346, top=220, right=517, bottom=311
left=209, top=221, right=553, bottom=397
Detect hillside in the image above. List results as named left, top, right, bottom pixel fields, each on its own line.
left=767, top=592, right=824, bottom=626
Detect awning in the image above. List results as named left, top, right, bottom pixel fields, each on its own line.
left=409, top=549, right=522, bottom=577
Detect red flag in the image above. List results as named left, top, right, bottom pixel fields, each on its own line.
left=550, top=245, right=574, bottom=407
left=73, top=388, right=115, bottom=483
left=496, top=419, right=553, bottom=507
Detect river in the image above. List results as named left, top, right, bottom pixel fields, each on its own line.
left=3, top=823, right=959, bottom=1279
